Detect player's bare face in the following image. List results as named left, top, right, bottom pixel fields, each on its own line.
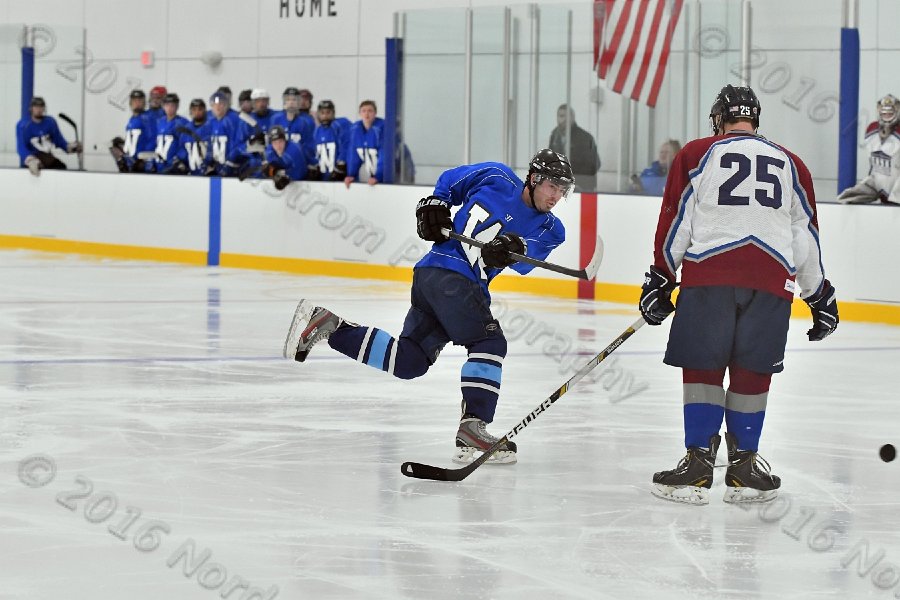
left=211, top=102, right=227, bottom=119
left=532, top=179, right=565, bottom=212
left=318, top=108, right=335, bottom=125
left=359, top=105, right=376, bottom=128
left=30, top=106, right=45, bottom=120
left=164, top=103, right=178, bottom=119
left=283, top=95, right=299, bottom=112
left=130, top=98, right=145, bottom=113
left=191, top=106, right=206, bottom=122
left=272, top=138, right=286, bottom=156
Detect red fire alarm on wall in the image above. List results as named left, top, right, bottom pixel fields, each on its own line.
left=140, top=50, right=154, bottom=67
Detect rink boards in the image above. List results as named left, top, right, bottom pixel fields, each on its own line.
left=0, top=168, right=897, bottom=325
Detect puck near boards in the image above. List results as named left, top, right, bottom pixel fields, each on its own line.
left=880, top=444, right=896, bottom=463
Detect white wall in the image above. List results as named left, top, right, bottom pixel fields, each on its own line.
left=0, top=169, right=898, bottom=311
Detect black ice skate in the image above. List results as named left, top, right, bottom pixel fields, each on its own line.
left=723, top=432, right=781, bottom=504
left=282, top=300, right=348, bottom=362
left=651, top=435, right=721, bottom=505
left=453, top=414, right=517, bottom=465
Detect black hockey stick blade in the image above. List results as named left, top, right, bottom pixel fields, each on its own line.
left=175, top=125, right=203, bottom=143
left=400, top=316, right=647, bottom=482
left=443, top=229, right=603, bottom=281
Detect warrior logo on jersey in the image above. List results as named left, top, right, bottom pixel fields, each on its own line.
left=211, top=136, right=228, bottom=164
left=123, top=129, right=142, bottom=157
left=871, top=150, right=892, bottom=176
left=357, top=147, right=378, bottom=175
left=28, top=135, right=54, bottom=153
left=317, top=142, right=337, bottom=173
left=155, top=135, right=175, bottom=161
left=185, top=141, right=207, bottom=171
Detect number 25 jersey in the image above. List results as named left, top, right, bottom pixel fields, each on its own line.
left=653, top=132, right=825, bottom=300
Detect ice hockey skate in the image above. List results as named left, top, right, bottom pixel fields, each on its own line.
left=452, top=414, right=517, bottom=465
left=651, top=435, right=720, bottom=505
left=722, top=432, right=781, bottom=504
left=282, top=299, right=348, bottom=362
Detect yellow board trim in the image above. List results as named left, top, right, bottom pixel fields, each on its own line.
left=1, top=236, right=897, bottom=326
left=0, top=234, right=206, bottom=265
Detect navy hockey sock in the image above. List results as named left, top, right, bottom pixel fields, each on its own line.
left=682, top=368, right=726, bottom=448
left=328, top=325, right=431, bottom=379
left=460, top=337, right=507, bottom=423
left=724, top=365, right=771, bottom=452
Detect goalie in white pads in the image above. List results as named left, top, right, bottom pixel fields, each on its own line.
left=838, top=94, right=900, bottom=205
left=639, top=85, right=839, bottom=506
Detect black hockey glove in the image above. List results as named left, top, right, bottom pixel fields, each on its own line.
left=804, top=280, right=839, bottom=341
left=163, top=158, right=188, bottom=175
left=306, top=165, right=321, bottom=181
left=639, top=266, right=676, bottom=325
left=273, top=169, right=291, bottom=190
left=481, top=233, right=526, bottom=269
left=203, top=162, right=220, bottom=177
left=415, top=196, right=452, bottom=242
left=330, top=161, right=348, bottom=182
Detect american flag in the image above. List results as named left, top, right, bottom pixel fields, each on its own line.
left=593, top=0, right=684, bottom=108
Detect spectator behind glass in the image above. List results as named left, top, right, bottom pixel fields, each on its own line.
left=548, top=104, right=601, bottom=192
left=15, top=96, right=80, bottom=176
left=838, top=94, right=900, bottom=205
left=633, top=139, right=682, bottom=196
left=344, top=100, right=385, bottom=188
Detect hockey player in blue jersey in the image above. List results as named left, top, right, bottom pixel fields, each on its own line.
left=237, top=88, right=277, bottom=179
left=154, top=93, right=191, bottom=174
left=109, top=89, right=157, bottom=173
left=262, top=125, right=307, bottom=189
left=282, top=149, right=574, bottom=464
left=15, top=97, right=81, bottom=176
left=310, top=100, right=350, bottom=181
left=205, top=91, right=247, bottom=177
left=271, top=87, right=317, bottom=170
left=343, top=100, right=384, bottom=188
left=181, top=98, right=210, bottom=175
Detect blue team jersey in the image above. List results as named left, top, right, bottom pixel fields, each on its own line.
left=122, top=111, right=157, bottom=172
left=416, top=162, right=566, bottom=299
left=181, top=117, right=211, bottom=175
left=154, top=114, right=190, bottom=171
left=313, top=121, right=350, bottom=178
left=15, top=116, right=69, bottom=166
left=271, top=111, right=316, bottom=166
left=239, top=109, right=275, bottom=140
left=207, top=111, right=246, bottom=174
left=346, top=117, right=384, bottom=182
left=265, top=141, right=307, bottom=181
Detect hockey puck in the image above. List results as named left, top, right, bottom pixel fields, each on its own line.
left=880, top=444, right=896, bottom=463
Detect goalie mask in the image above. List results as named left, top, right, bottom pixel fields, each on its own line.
left=877, top=94, right=900, bottom=131
left=710, top=84, right=760, bottom=135
left=527, top=149, right=575, bottom=205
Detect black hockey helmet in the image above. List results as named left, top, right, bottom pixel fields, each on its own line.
left=130, top=89, right=146, bottom=100
left=527, top=148, right=575, bottom=198
left=238, top=89, right=252, bottom=103
left=283, top=86, right=301, bottom=97
left=30, top=96, right=46, bottom=107
left=268, top=125, right=287, bottom=142
left=710, top=84, right=760, bottom=134
left=189, top=98, right=206, bottom=109
left=317, top=99, right=335, bottom=112
left=163, top=93, right=180, bottom=105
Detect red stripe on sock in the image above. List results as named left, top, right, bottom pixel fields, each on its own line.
left=728, top=364, right=772, bottom=395
left=682, top=368, right=725, bottom=386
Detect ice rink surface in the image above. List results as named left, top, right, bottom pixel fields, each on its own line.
left=2, top=250, right=900, bottom=600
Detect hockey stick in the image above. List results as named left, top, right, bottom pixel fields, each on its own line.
left=175, top=126, right=207, bottom=161
left=443, top=229, right=603, bottom=281
left=58, top=112, right=83, bottom=171
left=400, top=316, right=647, bottom=481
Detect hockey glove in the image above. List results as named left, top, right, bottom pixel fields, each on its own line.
left=804, top=280, right=839, bottom=341
left=330, top=161, right=348, bottom=182
left=481, top=233, right=526, bottom=269
left=306, top=165, right=322, bottom=181
left=639, top=266, right=676, bottom=325
left=415, top=196, right=453, bottom=242
left=273, top=169, right=291, bottom=190
left=24, top=155, right=41, bottom=176
left=67, top=141, right=82, bottom=154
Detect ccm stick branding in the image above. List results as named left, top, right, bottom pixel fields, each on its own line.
left=507, top=334, right=629, bottom=439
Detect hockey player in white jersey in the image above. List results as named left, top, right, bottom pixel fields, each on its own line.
left=838, top=94, right=900, bottom=205
left=639, top=85, right=839, bottom=505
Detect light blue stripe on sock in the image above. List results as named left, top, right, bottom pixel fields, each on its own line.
left=365, top=329, right=391, bottom=369
left=461, top=361, right=502, bottom=384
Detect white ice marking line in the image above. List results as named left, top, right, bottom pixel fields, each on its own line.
left=668, top=522, right=715, bottom=586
